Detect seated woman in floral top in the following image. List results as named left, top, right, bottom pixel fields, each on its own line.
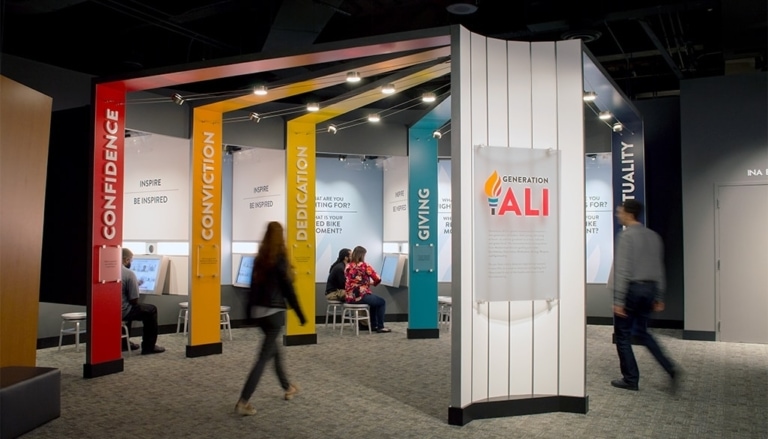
left=344, top=246, right=391, bottom=333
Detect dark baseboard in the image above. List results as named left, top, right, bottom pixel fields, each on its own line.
left=83, top=359, right=123, bottom=379
left=683, top=330, right=716, bottom=341
left=284, top=334, right=317, bottom=346
left=186, top=342, right=222, bottom=358
left=448, top=395, right=589, bottom=426
left=407, top=328, right=440, bottom=339
left=586, top=316, right=613, bottom=326
left=587, top=317, right=683, bottom=329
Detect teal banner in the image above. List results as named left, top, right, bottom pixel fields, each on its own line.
left=408, top=97, right=450, bottom=333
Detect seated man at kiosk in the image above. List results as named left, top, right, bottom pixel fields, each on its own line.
left=122, top=248, right=165, bottom=355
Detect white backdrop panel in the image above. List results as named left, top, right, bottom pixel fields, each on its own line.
left=469, top=30, right=490, bottom=402
left=556, top=39, right=587, bottom=397
left=315, top=157, right=383, bottom=282
left=530, top=41, right=560, bottom=396
left=124, top=133, right=190, bottom=241
left=585, top=152, right=614, bottom=283
left=485, top=36, right=511, bottom=399
left=507, top=39, right=536, bottom=396
left=382, top=156, right=409, bottom=242
left=437, top=159, right=452, bottom=282
left=232, top=147, right=287, bottom=241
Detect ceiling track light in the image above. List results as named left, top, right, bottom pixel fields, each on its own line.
left=171, top=93, right=185, bottom=105
left=612, top=122, right=624, bottom=132
left=583, top=91, right=597, bottom=102
left=327, top=124, right=337, bottom=134
left=422, top=92, right=437, bottom=103
left=598, top=111, right=612, bottom=120
left=346, top=71, right=361, bottom=83
left=381, top=83, right=396, bottom=94
left=253, top=85, right=268, bottom=96
left=338, top=155, right=346, bottom=161
left=307, top=102, right=320, bottom=112
left=368, top=114, right=381, bottom=122
left=249, top=112, right=261, bottom=122
left=432, top=130, right=442, bottom=139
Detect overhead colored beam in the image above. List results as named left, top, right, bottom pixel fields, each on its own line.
left=199, top=47, right=450, bottom=114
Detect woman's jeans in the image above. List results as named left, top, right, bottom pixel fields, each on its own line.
left=240, top=311, right=290, bottom=401
left=359, top=294, right=386, bottom=330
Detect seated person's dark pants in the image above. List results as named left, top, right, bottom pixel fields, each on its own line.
left=614, top=281, right=675, bottom=386
left=124, top=303, right=159, bottom=352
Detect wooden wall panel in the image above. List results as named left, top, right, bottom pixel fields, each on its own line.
left=0, top=76, right=52, bottom=367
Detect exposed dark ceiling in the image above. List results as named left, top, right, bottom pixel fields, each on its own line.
left=2, top=0, right=766, bottom=105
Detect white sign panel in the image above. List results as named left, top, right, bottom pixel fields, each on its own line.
left=124, top=133, right=190, bottom=240
left=382, top=156, right=408, bottom=241
left=232, top=147, right=287, bottom=241
left=585, top=153, right=614, bottom=283
left=437, top=159, right=452, bottom=282
left=315, top=157, right=383, bottom=282
left=473, top=146, right=559, bottom=302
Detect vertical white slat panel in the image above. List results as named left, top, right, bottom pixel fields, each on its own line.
left=530, top=41, right=560, bottom=395
left=469, top=31, right=490, bottom=402
left=506, top=40, right=535, bottom=396
left=451, top=25, right=475, bottom=409
left=485, top=36, right=511, bottom=399
left=556, top=39, right=586, bottom=397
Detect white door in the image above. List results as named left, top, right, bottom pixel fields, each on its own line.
left=717, top=183, right=768, bottom=344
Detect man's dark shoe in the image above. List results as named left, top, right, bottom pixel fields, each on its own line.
left=611, top=378, right=638, bottom=391
left=141, top=345, right=166, bottom=355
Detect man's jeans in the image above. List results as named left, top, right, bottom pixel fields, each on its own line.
left=614, top=281, right=675, bottom=385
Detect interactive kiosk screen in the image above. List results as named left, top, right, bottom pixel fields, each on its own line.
left=129, top=255, right=169, bottom=295
left=379, top=253, right=406, bottom=287
left=233, top=254, right=256, bottom=288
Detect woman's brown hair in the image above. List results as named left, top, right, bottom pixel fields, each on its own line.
left=253, top=221, right=294, bottom=283
left=349, top=246, right=367, bottom=263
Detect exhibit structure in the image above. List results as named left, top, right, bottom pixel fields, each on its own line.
left=448, top=28, right=587, bottom=424
left=86, top=25, right=599, bottom=427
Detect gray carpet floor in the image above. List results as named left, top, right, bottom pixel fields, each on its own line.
left=27, top=323, right=768, bottom=439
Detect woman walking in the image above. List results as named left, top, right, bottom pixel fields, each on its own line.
left=235, top=221, right=307, bottom=416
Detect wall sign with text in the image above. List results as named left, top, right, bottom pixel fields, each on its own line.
left=473, top=146, right=559, bottom=302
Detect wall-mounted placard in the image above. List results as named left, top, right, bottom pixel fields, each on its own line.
left=473, top=146, right=559, bottom=302
left=97, top=245, right=122, bottom=283
left=196, top=244, right=219, bottom=278
left=412, top=243, right=435, bottom=272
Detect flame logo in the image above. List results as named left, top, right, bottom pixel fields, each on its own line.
left=484, top=171, right=502, bottom=214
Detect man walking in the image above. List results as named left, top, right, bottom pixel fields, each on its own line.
left=610, top=200, right=679, bottom=392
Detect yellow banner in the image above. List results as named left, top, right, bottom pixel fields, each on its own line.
left=285, top=121, right=316, bottom=336
left=190, top=108, right=222, bottom=348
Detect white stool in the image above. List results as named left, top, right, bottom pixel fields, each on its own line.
left=438, top=296, right=452, bottom=331
left=340, top=304, right=371, bottom=336
left=121, top=321, right=132, bottom=357
left=58, top=312, right=87, bottom=351
left=220, top=305, right=232, bottom=341
left=176, top=302, right=189, bottom=334
left=325, top=300, right=344, bottom=329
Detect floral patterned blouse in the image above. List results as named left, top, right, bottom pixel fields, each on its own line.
left=344, top=261, right=381, bottom=303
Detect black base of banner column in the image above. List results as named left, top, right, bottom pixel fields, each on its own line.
left=448, top=395, right=589, bottom=426
left=284, top=334, right=317, bottom=346
left=407, top=328, right=439, bottom=339
left=186, top=342, right=222, bottom=358
left=83, top=359, right=123, bottom=379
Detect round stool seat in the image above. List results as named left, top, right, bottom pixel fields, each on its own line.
left=58, top=312, right=87, bottom=352
left=179, top=302, right=189, bottom=309
left=220, top=305, right=231, bottom=312
left=62, top=312, right=87, bottom=320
